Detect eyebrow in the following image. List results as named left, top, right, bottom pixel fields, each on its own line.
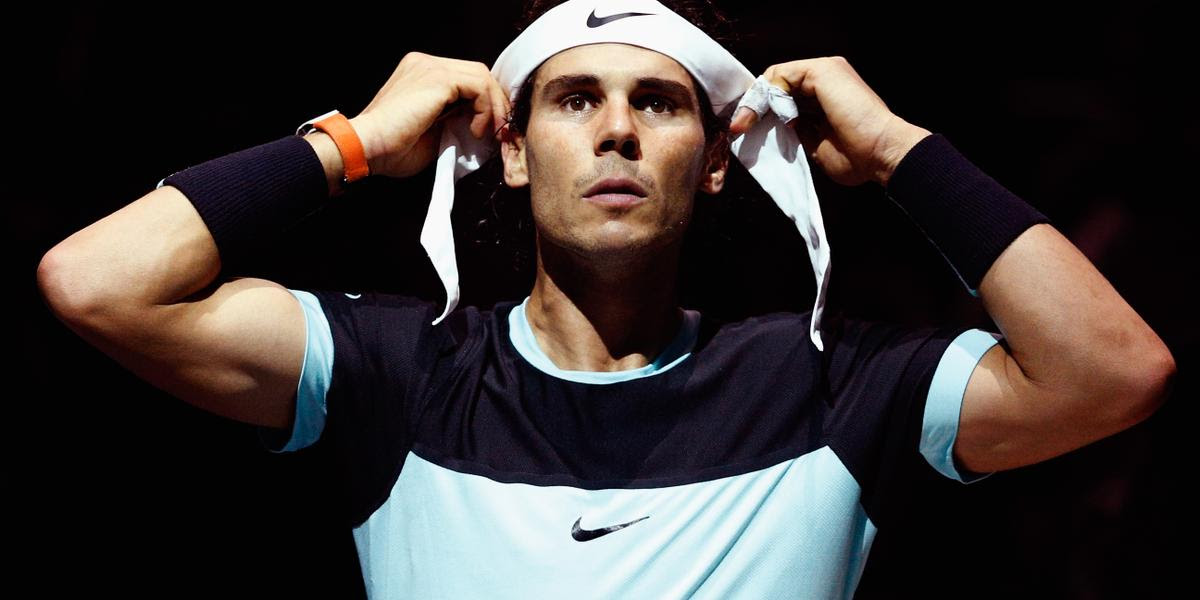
left=539, top=73, right=696, bottom=109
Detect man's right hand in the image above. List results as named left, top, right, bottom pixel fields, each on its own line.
left=349, top=52, right=512, bottom=180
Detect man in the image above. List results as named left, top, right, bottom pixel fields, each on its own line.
left=38, top=0, right=1175, bottom=597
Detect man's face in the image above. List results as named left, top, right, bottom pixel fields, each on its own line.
left=501, top=43, right=727, bottom=265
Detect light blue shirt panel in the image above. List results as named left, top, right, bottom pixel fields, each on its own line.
left=919, top=328, right=1003, bottom=483
left=155, top=177, right=166, bottom=189
left=255, top=289, right=332, bottom=453
left=355, top=446, right=875, bottom=600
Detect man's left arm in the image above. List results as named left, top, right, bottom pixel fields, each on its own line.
left=733, top=56, right=1177, bottom=475
left=875, top=126, right=1176, bottom=477
left=951, top=221, right=1174, bottom=474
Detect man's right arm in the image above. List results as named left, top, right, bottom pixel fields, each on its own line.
left=38, top=184, right=318, bottom=431
left=35, top=131, right=351, bottom=430
left=36, top=52, right=511, bottom=430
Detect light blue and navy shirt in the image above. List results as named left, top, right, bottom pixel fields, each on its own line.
left=257, top=291, right=1001, bottom=599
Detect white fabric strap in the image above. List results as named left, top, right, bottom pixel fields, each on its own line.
left=421, top=0, right=831, bottom=351
left=729, top=75, right=830, bottom=351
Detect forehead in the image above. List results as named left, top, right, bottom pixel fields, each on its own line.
left=534, top=42, right=696, bottom=95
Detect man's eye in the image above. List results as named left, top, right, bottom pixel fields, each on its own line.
left=562, top=94, right=594, bottom=111
left=641, top=96, right=674, bottom=114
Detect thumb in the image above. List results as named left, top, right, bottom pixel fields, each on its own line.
left=731, top=107, right=758, bottom=135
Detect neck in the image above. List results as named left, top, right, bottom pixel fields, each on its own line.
left=526, top=238, right=683, bottom=372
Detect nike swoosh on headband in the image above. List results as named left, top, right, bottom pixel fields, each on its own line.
left=586, top=9, right=654, bottom=28
left=571, top=515, right=649, bottom=541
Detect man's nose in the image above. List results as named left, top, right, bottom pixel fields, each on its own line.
left=594, top=99, right=640, bottom=160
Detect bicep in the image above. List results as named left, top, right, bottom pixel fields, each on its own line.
left=954, top=341, right=1126, bottom=474
left=90, top=276, right=306, bottom=430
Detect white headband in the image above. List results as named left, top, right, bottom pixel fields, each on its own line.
left=422, top=0, right=831, bottom=350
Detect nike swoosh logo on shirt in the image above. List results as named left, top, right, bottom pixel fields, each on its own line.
left=571, top=515, right=649, bottom=541
left=586, top=9, right=654, bottom=28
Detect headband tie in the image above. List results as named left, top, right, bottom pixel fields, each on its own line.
left=421, top=0, right=831, bottom=350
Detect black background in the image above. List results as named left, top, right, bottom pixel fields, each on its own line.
left=18, top=1, right=1194, bottom=597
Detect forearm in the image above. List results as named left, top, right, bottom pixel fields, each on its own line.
left=39, top=128, right=351, bottom=316
left=39, top=186, right=223, bottom=316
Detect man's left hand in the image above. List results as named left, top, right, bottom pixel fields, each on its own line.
left=730, top=56, right=931, bottom=188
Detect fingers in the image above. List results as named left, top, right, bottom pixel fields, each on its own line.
left=489, top=75, right=511, bottom=141
left=762, top=60, right=816, bottom=98
left=734, top=60, right=826, bottom=136
left=459, top=64, right=510, bottom=141
left=402, top=56, right=511, bottom=142
left=470, top=90, right=491, bottom=140
left=759, top=59, right=834, bottom=124
left=765, top=56, right=857, bottom=97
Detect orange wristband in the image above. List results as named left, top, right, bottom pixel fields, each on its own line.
left=295, top=109, right=370, bottom=187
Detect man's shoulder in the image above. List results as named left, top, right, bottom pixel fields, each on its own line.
left=703, top=307, right=816, bottom=336
left=300, top=289, right=512, bottom=322
left=290, top=288, right=456, bottom=349
left=695, top=307, right=820, bottom=355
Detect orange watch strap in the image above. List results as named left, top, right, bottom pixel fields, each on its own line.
left=298, top=110, right=370, bottom=185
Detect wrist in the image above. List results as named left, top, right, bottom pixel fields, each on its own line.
left=348, top=115, right=384, bottom=176
left=296, top=110, right=373, bottom=194
left=875, top=120, right=933, bottom=188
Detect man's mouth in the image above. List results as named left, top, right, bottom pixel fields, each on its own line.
left=583, top=193, right=646, bottom=209
left=583, top=176, right=648, bottom=209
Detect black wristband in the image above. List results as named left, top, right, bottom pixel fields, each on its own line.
left=883, top=133, right=1052, bottom=297
left=156, top=134, right=330, bottom=275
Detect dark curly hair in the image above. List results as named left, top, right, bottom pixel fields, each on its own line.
left=468, top=0, right=747, bottom=280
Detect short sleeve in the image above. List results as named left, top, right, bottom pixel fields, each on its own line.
left=820, top=311, right=981, bottom=528
left=255, top=289, right=334, bottom=453
left=256, top=288, right=451, bottom=526
left=255, top=289, right=445, bottom=456
left=920, top=328, right=1003, bottom=484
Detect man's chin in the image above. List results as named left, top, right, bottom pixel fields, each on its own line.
left=538, top=224, right=681, bottom=264
left=571, top=235, right=676, bottom=265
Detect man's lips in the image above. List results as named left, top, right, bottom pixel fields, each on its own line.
left=584, top=176, right=647, bottom=197
left=583, top=176, right=647, bottom=209
left=583, top=193, right=646, bottom=209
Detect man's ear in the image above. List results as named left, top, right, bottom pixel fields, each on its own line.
left=500, top=124, right=529, bottom=189
left=697, top=132, right=730, bottom=195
